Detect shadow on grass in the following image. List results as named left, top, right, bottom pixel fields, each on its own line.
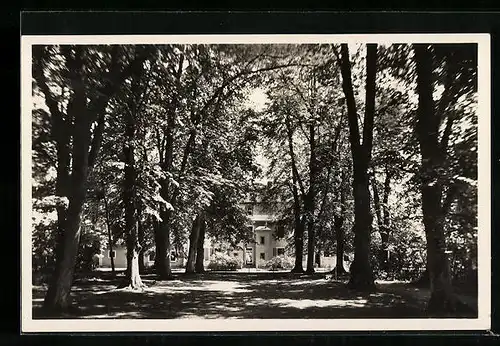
left=32, top=271, right=477, bottom=319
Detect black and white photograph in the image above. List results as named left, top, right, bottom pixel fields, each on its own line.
left=21, top=34, right=491, bottom=332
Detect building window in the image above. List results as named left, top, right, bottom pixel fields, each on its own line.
left=246, top=204, right=253, bottom=215
left=246, top=248, right=253, bottom=264
left=273, top=247, right=285, bottom=257
left=260, top=253, right=265, bottom=260
left=170, top=251, right=177, bottom=261
left=108, top=250, right=116, bottom=259
left=148, top=252, right=155, bottom=261
left=260, top=236, right=265, bottom=245
left=343, top=254, right=349, bottom=261
left=233, top=252, right=239, bottom=257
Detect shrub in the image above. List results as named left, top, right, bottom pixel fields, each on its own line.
left=262, top=256, right=294, bottom=271
left=208, top=253, right=242, bottom=271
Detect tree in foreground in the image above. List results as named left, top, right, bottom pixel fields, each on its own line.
left=33, top=45, right=148, bottom=311
left=337, top=43, right=377, bottom=291
left=413, top=43, right=477, bottom=314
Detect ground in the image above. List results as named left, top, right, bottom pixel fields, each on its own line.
left=32, top=270, right=478, bottom=319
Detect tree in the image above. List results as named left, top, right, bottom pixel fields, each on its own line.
left=413, top=43, right=477, bottom=314
left=33, top=45, right=148, bottom=311
left=338, top=43, right=377, bottom=291
left=119, top=47, right=152, bottom=289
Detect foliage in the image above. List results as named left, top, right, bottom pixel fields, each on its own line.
left=262, top=255, right=294, bottom=271
left=207, top=253, right=243, bottom=271
left=30, top=42, right=478, bottom=308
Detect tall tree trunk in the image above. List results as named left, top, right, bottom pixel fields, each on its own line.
left=371, top=174, right=389, bottom=271
left=155, top=55, right=186, bottom=280
left=339, top=43, right=377, bottom=291
left=153, top=218, right=160, bottom=270
left=349, top=167, right=375, bottom=290
left=414, top=44, right=456, bottom=314
left=195, top=216, right=206, bottom=273
left=291, top=216, right=305, bottom=273
left=43, top=194, right=86, bottom=311
left=120, top=55, right=145, bottom=290
left=156, top=210, right=173, bottom=279
left=305, top=85, right=318, bottom=275
left=334, top=175, right=348, bottom=276
left=286, top=115, right=306, bottom=274
left=43, top=48, right=93, bottom=310
left=103, top=193, right=115, bottom=275
left=156, top=122, right=174, bottom=279
left=305, top=125, right=317, bottom=274
left=185, top=214, right=201, bottom=274
left=138, top=213, right=145, bottom=275
left=381, top=169, right=392, bottom=271
left=35, top=46, right=147, bottom=311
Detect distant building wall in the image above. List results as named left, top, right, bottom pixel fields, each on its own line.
left=100, top=246, right=127, bottom=268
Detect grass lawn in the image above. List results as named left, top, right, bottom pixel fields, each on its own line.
left=32, top=271, right=477, bottom=319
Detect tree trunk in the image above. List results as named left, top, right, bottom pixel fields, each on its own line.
left=305, top=124, right=317, bottom=274
left=103, top=193, right=115, bottom=276
left=334, top=216, right=347, bottom=276
left=153, top=218, right=160, bottom=270
left=334, top=180, right=347, bottom=276
left=381, top=169, right=392, bottom=271
left=371, top=174, right=389, bottom=271
left=195, top=216, right=206, bottom=273
left=138, top=215, right=145, bottom=275
left=43, top=49, right=93, bottom=310
left=414, top=44, right=457, bottom=314
left=349, top=170, right=376, bottom=290
left=305, top=221, right=315, bottom=274
left=291, top=217, right=305, bottom=273
left=185, top=214, right=201, bottom=274
left=122, top=243, right=144, bottom=290
left=36, top=46, right=146, bottom=311
left=156, top=210, right=173, bottom=280
left=339, top=43, right=377, bottom=291
left=43, top=197, right=86, bottom=311
left=285, top=115, right=306, bottom=274
left=119, top=58, right=145, bottom=290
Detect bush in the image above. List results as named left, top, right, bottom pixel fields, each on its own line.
left=208, top=253, right=242, bottom=271
left=262, top=256, right=294, bottom=271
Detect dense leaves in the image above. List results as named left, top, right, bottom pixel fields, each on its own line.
left=31, top=42, right=478, bottom=313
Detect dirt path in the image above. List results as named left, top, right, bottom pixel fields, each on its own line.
left=32, top=272, right=477, bottom=319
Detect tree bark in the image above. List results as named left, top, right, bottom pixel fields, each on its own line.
left=291, top=216, right=305, bottom=273
left=156, top=210, right=173, bottom=279
left=414, top=44, right=456, bottom=314
left=138, top=213, right=145, bottom=275
left=120, top=52, right=145, bottom=290
left=380, top=169, right=392, bottom=271
left=153, top=218, right=160, bottom=270
left=185, top=214, right=201, bottom=274
left=286, top=115, right=305, bottom=274
left=334, top=174, right=348, bottom=276
left=103, top=192, right=115, bottom=275
left=195, top=216, right=207, bottom=273
left=305, top=124, right=317, bottom=274
left=371, top=174, right=389, bottom=271
left=43, top=47, right=93, bottom=310
left=338, top=43, right=377, bottom=291
left=37, top=46, right=148, bottom=311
